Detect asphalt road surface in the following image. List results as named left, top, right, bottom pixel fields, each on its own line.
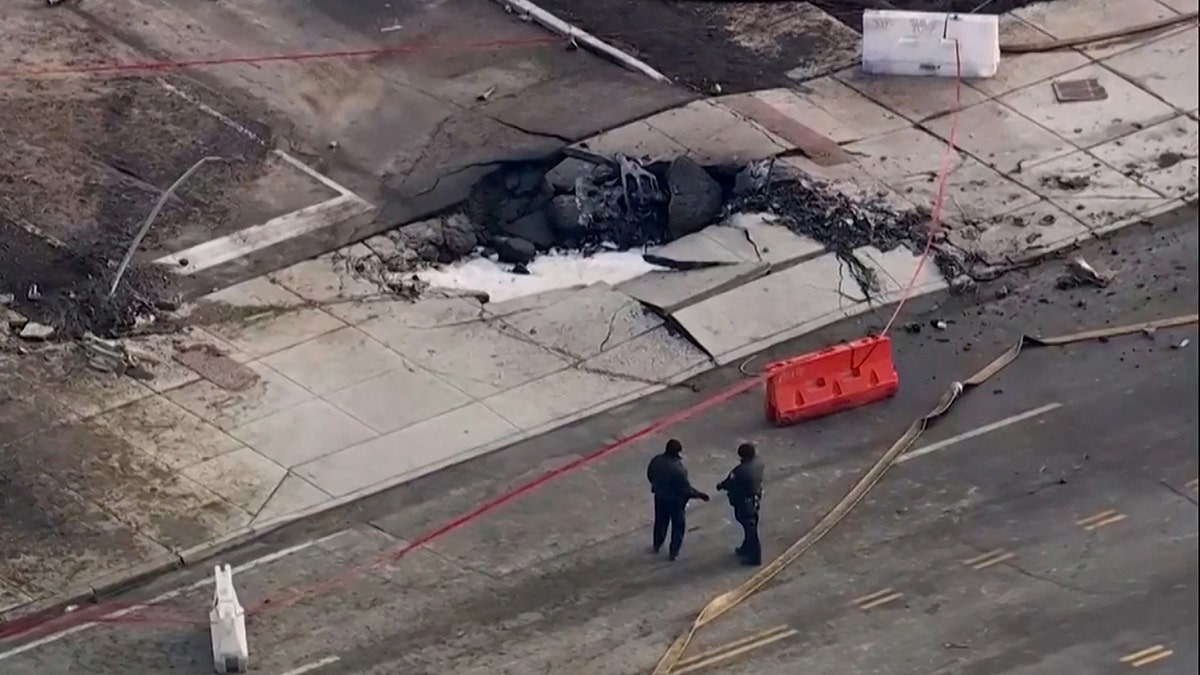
left=2, top=207, right=1196, bottom=674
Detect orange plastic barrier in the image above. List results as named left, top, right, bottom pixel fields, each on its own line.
left=764, top=336, right=899, bottom=426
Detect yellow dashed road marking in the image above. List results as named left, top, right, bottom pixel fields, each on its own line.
left=963, top=549, right=1015, bottom=570
left=1186, top=478, right=1198, bottom=492
left=672, top=625, right=798, bottom=675
left=1120, top=644, right=1173, bottom=667
left=1076, top=509, right=1128, bottom=531
left=850, top=588, right=904, bottom=611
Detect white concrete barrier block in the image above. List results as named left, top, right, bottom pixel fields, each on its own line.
left=210, top=564, right=249, bottom=673
left=862, top=10, right=1000, bottom=79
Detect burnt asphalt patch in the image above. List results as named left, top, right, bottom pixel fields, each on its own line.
left=0, top=73, right=272, bottom=338
left=532, top=0, right=1056, bottom=92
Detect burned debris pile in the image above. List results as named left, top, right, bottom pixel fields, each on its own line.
left=375, top=149, right=952, bottom=277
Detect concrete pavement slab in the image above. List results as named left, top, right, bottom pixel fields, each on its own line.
left=776, top=156, right=915, bottom=211
left=853, top=246, right=949, bottom=298
left=968, top=16, right=1091, bottom=98
left=894, top=159, right=1043, bottom=224
left=643, top=100, right=792, bottom=165
left=117, top=327, right=241, bottom=394
left=997, top=63, right=1179, bottom=150
left=496, top=284, right=661, bottom=361
left=323, top=365, right=474, bottom=435
left=944, top=200, right=1091, bottom=266
left=96, top=395, right=246, bottom=472
left=574, top=120, right=691, bottom=161
left=260, top=326, right=408, bottom=396
left=921, top=100, right=1077, bottom=173
left=845, top=126, right=1041, bottom=222
left=268, top=246, right=383, bottom=305
left=28, top=368, right=154, bottom=421
left=1013, top=150, right=1170, bottom=227
left=578, top=325, right=711, bottom=384
left=1102, top=26, right=1200, bottom=113
left=360, top=313, right=572, bottom=398
left=227, top=398, right=378, bottom=468
left=1088, top=116, right=1199, bottom=199
left=844, top=126, right=973, bottom=181
left=249, top=474, right=331, bottom=527
left=833, top=66, right=988, bottom=124
left=165, top=360, right=315, bottom=431
left=709, top=214, right=827, bottom=265
left=36, top=429, right=250, bottom=550
left=649, top=230, right=749, bottom=265
left=758, top=79, right=910, bottom=144
left=482, top=287, right=587, bottom=319
left=201, top=304, right=347, bottom=361
left=671, top=253, right=865, bottom=365
left=1013, top=0, right=1182, bottom=59
left=294, top=402, right=520, bottom=497
left=619, top=264, right=771, bottom=314
left=1160, top=0, right=1199, bottom=11
left=482, top=368, right=649, bottom=432
left=334, top=294, right=483, bottom=329
left=179, top=446, right=286, bottom=516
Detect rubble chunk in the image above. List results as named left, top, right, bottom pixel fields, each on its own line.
left=18, top=322, right=55, bottom=340
left=666, top=156, right=723, bottom=239
left=501, top=211, right=556, bottom=250
left=493, top=236, right=537, bottom=264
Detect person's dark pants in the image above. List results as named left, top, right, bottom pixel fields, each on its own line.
left=652, top=496, right=687, bottom=559
left=735, top=506, right=762, bottom=564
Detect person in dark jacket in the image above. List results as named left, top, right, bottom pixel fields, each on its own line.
left=717, top=442, right=764, bottom=566
left=646, top=438, right=709, bottom=560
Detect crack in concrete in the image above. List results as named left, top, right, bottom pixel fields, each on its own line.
left=733, top=225, right=763, bottom=262
left=1158, top=477, right=1198, bottom=506
left=483, top=115, right=574, bottom=145
left=955, top=536, right=1110, bottom=598
left=596, top=303, right=625, bottom=354
left=482, top=309, right=699, bottom=392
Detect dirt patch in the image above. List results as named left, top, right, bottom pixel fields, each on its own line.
left=0, top=8, right=273, bottom=337
left=531, top=0, right=1057, bottom=92
left=1040, top=173, right=1091, bottom=191
left=1156, top=151, right=1187, bottom=169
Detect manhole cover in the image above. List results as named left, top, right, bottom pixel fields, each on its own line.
left=1052, top=78, right=1108, bottom=103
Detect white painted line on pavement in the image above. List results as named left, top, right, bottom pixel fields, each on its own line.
left=154, top=193, right=374, bottom=275
left=271, top=149, right=356, bottom=198
left=898, top=403, right=1063, bottom=464
left=159, top=79, right=266, bottom=145
left=281, top=655, right=341, bottom=674
left=0, top=531, right=349, bottom=663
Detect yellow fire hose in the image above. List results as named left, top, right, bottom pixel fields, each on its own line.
left=652, top=312, right=1199, bottom=674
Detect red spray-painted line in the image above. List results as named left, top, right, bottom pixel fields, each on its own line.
left=0, top=375, right=764, bottom=642
left=0, top=36, right=566, bottom=78
left=247, top=374, right=767, bottom=615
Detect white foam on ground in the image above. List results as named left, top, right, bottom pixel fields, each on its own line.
left=417, top=250, right=663, bottom=303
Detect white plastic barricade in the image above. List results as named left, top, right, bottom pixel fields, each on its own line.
left=210, top=564, right=249, bottom=673
left=862, top=10, right=1000, bottom=79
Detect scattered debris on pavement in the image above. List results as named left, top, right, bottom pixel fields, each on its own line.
left=1052, top=77, right=1108, bottom=103
left=1058, top=255, right=1114, bottom=289
left=17, top=322, right=54, bottom=341
left=172, top=341, right=259, bottom=391
left=371, top=150, right=959, bottom=296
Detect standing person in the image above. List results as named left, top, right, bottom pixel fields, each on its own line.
left=717, top=443, right=764, bottom=566
left=646, top=438, right=710, bottom=561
